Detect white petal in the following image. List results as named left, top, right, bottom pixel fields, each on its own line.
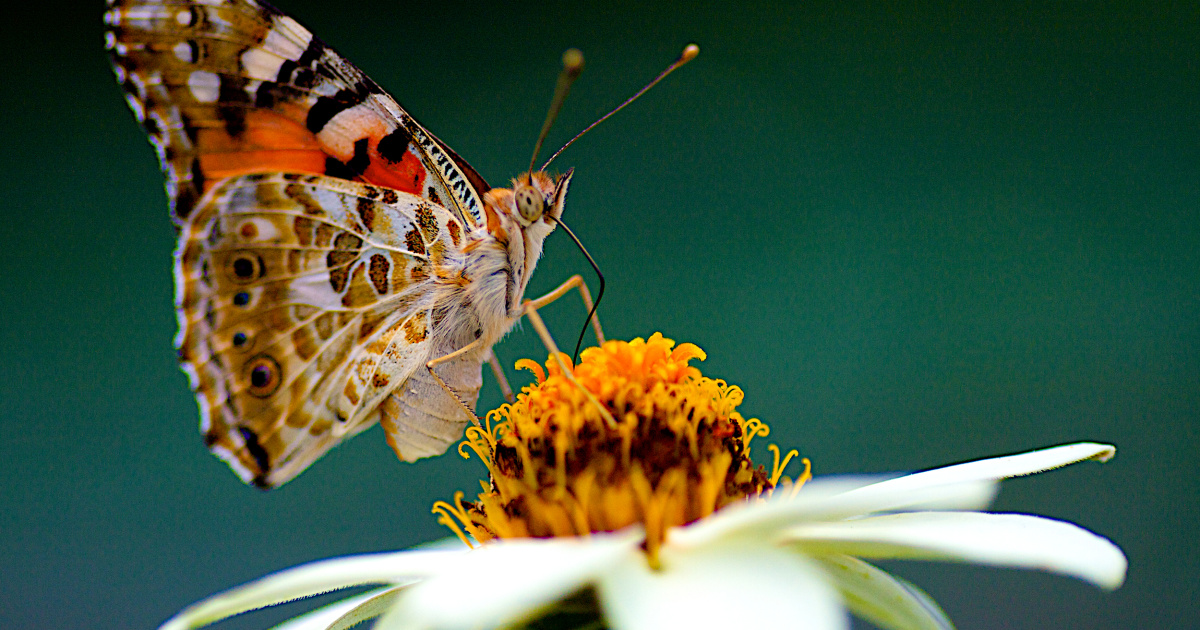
left=672, top=479, right=997, bottom=548
left=268, top=587, right=400, bottom=630
left=802, top=442, right=1116, bottom=525
left=159, top=550, right=459, bottom=630
left=679, top=442, right=1117, bottom=547
left=838, top=443, right=1115, bottom=505
left=376, top=530, right=641, bottom=630
left=785, top=511, right=1127, bottom=590
left=598, top=542, right=848, bottom=630
left=810, top=554, right=952, bottom=630
left=323, top=586, right=406, bottom=630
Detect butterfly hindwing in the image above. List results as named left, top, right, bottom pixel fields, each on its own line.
left=176, top=172, right=469, bottom=487
left=105, top=0, right=489, bottom=229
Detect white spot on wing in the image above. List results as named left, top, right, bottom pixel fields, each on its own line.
left=181, top=361, right=202, bottom=394
left=187, top=70, right=221, bottom=103
left=211, top=444, right=256, bottom=484
left=240, top=46, right=287, bottom=82
left=175, top=9, right=193, bottom=26
left=239, top=218, right=280, bottom=241
left=122, top=6, right=173, bottom=23
left=124, top=94, right=145, bottom=121
left=150, top=136, right=167, bottom=163
left=316, top=100, right=389, bottom=159
left=275, top=16, right=313, bottom=49
left=149, top=110, right=168, bottom=133
left=244, top=79, right=263, bottom=100
left=127, top=70, right=147, bottom=99
left=173, top=41, right=195, bottom=63
left=240, top=17, right=314, bottom=82
left=266, top=19, right=310, bottom=59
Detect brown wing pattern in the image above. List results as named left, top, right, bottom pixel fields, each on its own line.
left=176, top=172, right=468, bottom=487
left=105, top=0, right=489, bottom=228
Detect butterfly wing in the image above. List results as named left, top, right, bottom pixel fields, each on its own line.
left=178, top=172, right=470, bottom=487
left=105, top=0, right=497, bottom=486
left=105, top=0, right=490, bottom=229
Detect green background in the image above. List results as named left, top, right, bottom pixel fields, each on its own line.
left=2, top=0, right=1196, bottom=627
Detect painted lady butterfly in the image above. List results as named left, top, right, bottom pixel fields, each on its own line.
left=104, top=0, right=598, bottom=488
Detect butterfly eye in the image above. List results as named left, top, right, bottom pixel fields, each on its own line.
left=245, top=355, right=281, bottom=398
left=514, top=184, right=545, bottom=223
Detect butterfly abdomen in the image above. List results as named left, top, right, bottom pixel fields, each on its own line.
left=379, top=338, right=483, bottom=462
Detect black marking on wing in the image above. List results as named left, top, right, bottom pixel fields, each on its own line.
left=346, top=137, right=371, bottom=176
left=306, top=86, right=369, bottom=133
left=274, top=37, right=324, bottom=86
left=217, top=74, right=251, bottom=137
left=377, top=126, right=412, bottom=164
left=324, top=156, right=357, bottom=180
left=237, top=426, right=271, bottom=478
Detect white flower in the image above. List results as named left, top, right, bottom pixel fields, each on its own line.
left=161, top=337, right=1125, bottom=629
left=159, top=442, right=1125, bottom=630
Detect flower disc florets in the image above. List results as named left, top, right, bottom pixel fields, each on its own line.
left=436, top=333, right=803, bottom=561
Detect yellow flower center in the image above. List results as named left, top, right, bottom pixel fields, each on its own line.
left=433, top=333, right=808, bottom=564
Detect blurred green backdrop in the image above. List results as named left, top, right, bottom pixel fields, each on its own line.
left=1, top=0, right=1196, bottom=628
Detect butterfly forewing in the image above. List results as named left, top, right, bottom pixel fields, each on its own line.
left=105, top=0, right=487, bottom=227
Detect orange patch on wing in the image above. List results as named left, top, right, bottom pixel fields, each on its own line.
left=403, top=316, right=427, bottom=343
left=379, top=398, right=407, bottom=460
left=314, top=111, right=425, bottom=195
left=362, top=149, right=426, bottom=196
left=343, top=380, right=360, bottom=406
left=196, top=110, right=326, bottom=185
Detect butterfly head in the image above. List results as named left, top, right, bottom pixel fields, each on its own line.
left=484, top=169, right=574, bottom=250
left=509, top=169, right=572, bottom=229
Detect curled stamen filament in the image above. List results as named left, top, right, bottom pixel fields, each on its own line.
left=768, top=444, right=801, bottom=487
left=431, top=492, right=476, bottom=548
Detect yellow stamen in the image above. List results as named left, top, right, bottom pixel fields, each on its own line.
left=435, top=333, right=806, bottom=566
left=743, top=417, right=770, bottom=457
left=768, top=444, right=801, bottom=487
left=790, top=458, right=813, bottom=498
left=431, top=492, right=476, bottom=549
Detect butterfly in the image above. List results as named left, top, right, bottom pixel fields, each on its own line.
left=104, top=0, right=583, bottom=488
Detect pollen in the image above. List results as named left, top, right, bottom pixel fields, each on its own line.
left=433, top=333, right=808, bottom=565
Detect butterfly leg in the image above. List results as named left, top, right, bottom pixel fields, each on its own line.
left=523, top=274, right=605, bottom=345
left=485, top=350, right=515, bottom=403
left=426, top=339, right=485, bottom=427
left=522, top=298, right=616, bottom=427
left=484, top=276, right=598, bottom=405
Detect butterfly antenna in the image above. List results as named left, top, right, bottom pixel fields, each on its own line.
left=552, top=216, right=606, bottom=363
left=540, top=43, right=699, bottom=172
left=529, top=49, right=586, bottom=175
